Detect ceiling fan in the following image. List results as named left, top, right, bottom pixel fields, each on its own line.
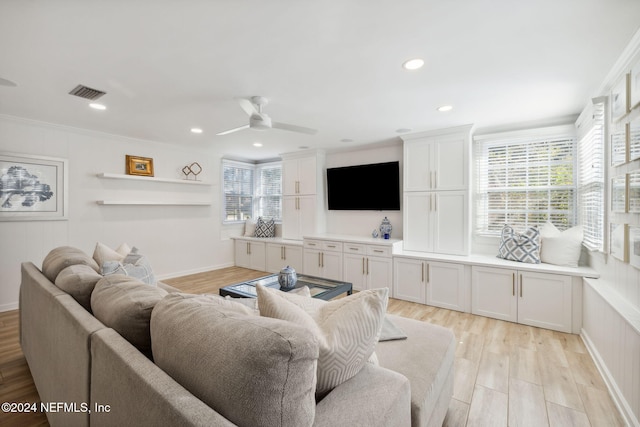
left=216, top=96, right=318, bottom=136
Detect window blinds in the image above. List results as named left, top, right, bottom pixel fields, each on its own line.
left=576, top=100, right=605, bottom=251
left=222, top=160, right=254, bottom=222
left=255, top=163, right=282, bottom=219
left=475, top=127, right=577, bottom=235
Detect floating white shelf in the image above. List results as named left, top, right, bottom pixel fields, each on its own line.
left=97, top=172, right=211, bottom=186
left=96, top=201, right=211, bottom=206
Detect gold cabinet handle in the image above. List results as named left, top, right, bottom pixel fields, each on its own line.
left=520, top=274, right=523, bottom=297
left=362, top=258, right=365, bottom=275
left=366, top=258, right=369, bottom=275
left=426, top=263, right=430, bottom=283
left=421, top=262, right=425, bottom=283
left=512, top=273, right=515, bottom=296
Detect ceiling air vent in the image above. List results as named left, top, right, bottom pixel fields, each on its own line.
left=68, top=84, right=106, bottom=100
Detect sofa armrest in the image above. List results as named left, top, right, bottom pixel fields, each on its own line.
left=313, top=363, right=411, bottom=427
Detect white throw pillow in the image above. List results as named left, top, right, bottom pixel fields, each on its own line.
left=93, top=242, right=131, bottom=266
left=256, top=284, right=388, bottom=395
left=244, top=218, right=257, bottom=237
left=539, top=222, right=583, bottom=267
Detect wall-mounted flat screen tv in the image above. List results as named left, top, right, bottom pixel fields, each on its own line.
left=326, top=161, right=400, bottom=210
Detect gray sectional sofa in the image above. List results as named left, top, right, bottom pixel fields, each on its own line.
left=19, top=246, right=455, bottom=427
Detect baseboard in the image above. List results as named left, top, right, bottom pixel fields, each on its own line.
left=0, top=301, right=19, bottom=313
left=581, top=329, right=640, bottom=427
left=156, top=262, right=236, bottom=280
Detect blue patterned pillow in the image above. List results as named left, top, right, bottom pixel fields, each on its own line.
left=497, top=225, right=541, bottom=264
left=101, top=247, right=157, bottom=285
left=255, top=217, right=275, bottom=238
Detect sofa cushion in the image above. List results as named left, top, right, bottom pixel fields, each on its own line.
left=42, top=246, right=99, bottom=282
left=91, top=275, right=167, bottom=358
left=55, top=264, right=103, bottom=312
left=92, top=242, right=131, bottom=266
left=151, top=293, right=318, bottom=427
left=497, top=224, right=541, bottom=264
left=256, top=285, right=388, bottom=395
left=540, top=222, right=583, bottom=267
left=101, top=248, right=156, bottom=285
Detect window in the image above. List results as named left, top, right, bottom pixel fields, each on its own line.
left=475, top=126, right=577, bottom=235
left=576, top=99, right=605, bottom=251
left=222, top=160, right=282, bottom=223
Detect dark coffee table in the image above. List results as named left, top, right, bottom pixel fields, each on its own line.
left=219, top=273, right=352, bottom=301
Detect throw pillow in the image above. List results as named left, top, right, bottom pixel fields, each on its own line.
left=497, top=225, right=541, bottom=264
left=91, top=275, right=168, bottom=359
left=151, top=293, right=318, bottom=427
left=92, top=242, right=131, bottom=266
left=101, top=247, right=156, bottom=285
left=254, top=217, right=275, bottom=238
left=244, top=218, right=257, bottom=237
left=55, top=264, right=103, bottom=312
left=42, top=246, right=100, bottom=282
left=539, top=222, right=583, bottom=267
left=256, top=284, right=388, bottom=395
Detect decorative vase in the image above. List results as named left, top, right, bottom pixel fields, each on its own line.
left=372, top=229, right=379, bottom=238
left=379, top=217, right=392, bottom=239
left=278, top=266, right=297, bottom=289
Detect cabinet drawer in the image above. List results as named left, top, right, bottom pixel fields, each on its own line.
left=344, top=244, right=366, bottom=254
left=367, top=245, right=391, bottom=257
left=304, top=239, right=322, bottom=249
left=322, top=241, right=343, bottom=252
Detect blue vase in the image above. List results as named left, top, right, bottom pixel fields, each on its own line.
left=379, top=217, right=392, bottom=239
left=278, top=266, right=297, bottom=289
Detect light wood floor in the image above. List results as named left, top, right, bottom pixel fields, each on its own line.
left=0, top=267, right=626, bottom=427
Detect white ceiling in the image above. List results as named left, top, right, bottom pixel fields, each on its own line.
left=1, top=1, right=639, bottom=161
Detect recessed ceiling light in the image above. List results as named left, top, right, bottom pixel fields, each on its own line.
left=437, top=105, right=453, bottom=112
left=190, top=128, right=203, bottom=134
left=89, top=103, right=106, bottom=110
left=340, top=138, right=354, bottom=143
left=402, top=58, right=424, bottom=70
left=396, top=128, right=412, bottom=134
left=253, top=142, right=263, bottom=147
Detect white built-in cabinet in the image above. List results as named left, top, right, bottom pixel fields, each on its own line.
left=393, top=257, right=469, bottom=312
left=471, top=266, right=573, bottom=333
left=281, top=150, right=325, bottom=241
left=401, top=125, right=472, bottom=255
left=302, top=239, right=343, bottom=281
left=234, top=240, right=266, bottom=271
left=343, top=244, right=393, bottom=293
left=265, top=243, right=303, bottom=273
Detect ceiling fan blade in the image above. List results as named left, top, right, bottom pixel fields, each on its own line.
left=216, top=124, right=250, bottom=136
left=236, top=98, right=258, bottom=116
left=272, top=122, right=318, bottom=135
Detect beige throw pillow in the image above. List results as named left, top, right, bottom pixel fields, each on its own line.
left=257, top=285, right=388, bottom=395
left=93, top=242, right=131, bottom=266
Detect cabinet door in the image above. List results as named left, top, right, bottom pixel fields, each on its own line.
left=282, top=159, right=299, bottom=195
left=517, top=271, right=572, bottom=333
left=282, top=196, right=301, bottom=240
left=247, top=242, right=266, bottom=271
left=303, top=249, right=322, bottom=277
left=234, top=240, right=251, bottom=268
left=471, top=266, right=517, bottom=322
left=403, top=192, right=432, bottom=252
left=282, top=245, right=303, bottom=273
left=426, top=261, right=466, bottom=312
left=297, top=157, right=317, bottom=195
left=321, top=251, right=343, bottom=281
left=433, top=137, right=467, bottom=191
left=393, top=258, right=425, bottom=303
left=298, top=196, right=317, bottom=238
left=265, top=244, right=284, bottom=273
left=367, top=256, right=393, bottom=294
left=404, top=140, right=432, bottom=191
left=343, top=253, right=366, bottom=291
left=432, top=191, right=468, bottom=255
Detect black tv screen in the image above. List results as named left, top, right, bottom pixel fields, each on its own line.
left=327, top=161, right=400, bottom=210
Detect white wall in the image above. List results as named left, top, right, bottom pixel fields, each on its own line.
left=324, top=142, right=403, bottom=238
left=0, top=115, right=234, bottom=311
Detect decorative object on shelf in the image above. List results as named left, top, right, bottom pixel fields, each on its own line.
left=610, top=125, right=628, bottom=166
left=182, top=162, right=203, bottom=181
left=0, top=152, right=68, bottom=221
left=610, top=223, right=628, bottom=262
left=611, top=175, right=628, bottom=213
left=126, top=155, right=154, bottom=177
left=629, top=226, right=640, bottom=269
left=629, top=171, right=640, bottom=213
left=631, top=59, right=640, bottom=110
left=371, top=229, right=379, bottom=238
left=278, top=265, right=297, bottom=289
left=379, top=216, right=392, bottom=239
left=611, top=73, right=629, bottom=122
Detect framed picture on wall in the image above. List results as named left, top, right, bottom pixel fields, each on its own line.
left=611, top=175, right=628, bottom=213
left=630, top=118, right=640, bottom=162
left=631, top=60, right=640, bottom=110
left=126, top=155, right=154, bottom=177
left=0, top=152, right=68, bottom=221
left=610, top=223, right=628, bottom=262
left=629, top=171, right=640, bottom=213
left=611, top=74, right=629, bottom=121
left=611, top=125, right=628, bottom=166
left=629, top=226, right=640, bottom=269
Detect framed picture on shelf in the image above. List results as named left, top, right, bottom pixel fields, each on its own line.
left=126, top=155, right=154, bottom=177
left=629, top=171, right=640, bottom=213
left=0, top=152, right=68, bottom=221
left=610, top=223, right=628, bottom=262
left=611, top=125, right=628, bottom=166
left=630, top=118, right=640, bottom=162
left=631, top=60, right=640, bottom=110
left=611, top=74, right=629, bottom=122
left=611, top=175, right=628, bottom=213
left=629, top=226, right=640, bottom=269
